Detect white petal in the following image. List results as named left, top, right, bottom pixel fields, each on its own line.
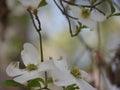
left=38, top=60, right=55, bottom=71
left=69, top=6, right=82, bottom=19
left=21, top=43, right=39, bottom=66
left=18, top=0, right=41, bottom=9
left=80, top=70, right=89, bottom=79
left=80, top=29, right=99, bottom=48
left=53, top=59, right=68, bottom=71
left=51, top=69, right=76, bottom=86
left=49, top=83, right=63, bottom=90
left=96, top=1, right=111, bottom=16
left=14, top=71, right=40, bottom=84
left=76, top=79, right=96, bottom=90
left=69, top=6, right=97, bottom=29
left=70, top=18, right=78, bottom=31
left=76, top=0, right=90, bottom=6
left=79, top=17, right=97, bottom=29
left=91, top=10, right=106, bottom=22
left=39, top=59, right=68, bottom=72
left=6, top=62, right=27, bottom=77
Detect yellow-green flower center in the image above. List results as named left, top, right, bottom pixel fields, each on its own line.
left=81, top=8, right=90, bottom=19
left=70, top=67, right=82, bottom=79
left=26, top=64, right=38, bottom=71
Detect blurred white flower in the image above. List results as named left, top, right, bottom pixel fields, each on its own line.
left=18, top=0, right=42, bottom=10
left=6, top=43, right=42, bottom=84
left=39, top=58, right=96, bottom=90
left=70, top=6, right=106, bottom=29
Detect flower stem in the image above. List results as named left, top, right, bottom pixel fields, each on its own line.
left=27, top=9, right=44, bottom=62
left=59, top=0, right=78, bottom=37
left=62, top=86, right=66, bottom=90
left=26, top=87, right=31, bottom=90
left=27, top=9, right=48, bottom=89
left=38, top=31, right=44, bottom=62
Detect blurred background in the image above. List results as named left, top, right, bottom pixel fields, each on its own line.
left=0, top=0, right=120, bottom=90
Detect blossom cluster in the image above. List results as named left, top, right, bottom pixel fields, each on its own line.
left=55, top=0, right=120, bottom=36
left=6, top=43, right=96, bottom=90
left=17, top=0, right=119, bottom=32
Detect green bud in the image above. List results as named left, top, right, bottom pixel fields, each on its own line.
left=81, top=8, right=91, bottom=19
left=70, top=67, right=82, bottom=79
left=26, top=64, right=38, bottom=71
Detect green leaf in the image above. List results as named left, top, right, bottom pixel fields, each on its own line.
left=82, top=25, right=88, bottom=28
left=38, top=0, right=47, bottom=8
left=91, top=0, right=97, bottom=5
left=108, top=0, right=115, bottom=15
left=46, top=78, right=53, bottom=84
left=112, top=13, right=120, bottom=16
left=74, top=22, right=88, bottom=36
left=108, top=13, right=120, bottom=18
left=27, top=78, right=45, bottom=87
left=0, top=80, right=23, bottom=87
left=66, top=84, right=79, bottom=90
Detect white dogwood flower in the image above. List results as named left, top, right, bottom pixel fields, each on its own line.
left=39, top=58, right=96, bottom=90
left=18, top=0, right=42, bottom=10
left=6, top=43, right=42, bottom=84
left=70, top=6, right=106, bottom=29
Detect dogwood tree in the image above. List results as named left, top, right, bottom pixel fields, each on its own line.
left=1, top=0, right=120, bottom=90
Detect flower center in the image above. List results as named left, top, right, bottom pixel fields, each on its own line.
left=81, top=8, right=90, bottom=19
left=26, top=64, right=38, bottom=71
left=70, top=67, right=82, bottom=79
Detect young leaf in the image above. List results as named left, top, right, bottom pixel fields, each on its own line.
left=112, top=13, right=120, bottom=16
left=108, top=0, right=115, bottom=15
left=74, top=22, right=88, bottom=36
left=27, top=78, right=45, bottom=87
left=0, top=80, right=23, bottom=87
left=38, top=0, right=47, bottom=8
left=66, top=84, right=79, bottom=90
left=108, top=13, right=120, bottom=18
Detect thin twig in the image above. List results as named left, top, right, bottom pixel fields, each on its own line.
left=60, top=0, right=81, bottom=37
left=53, top=0, right=78, bottom=19
left=38, top=31, right=44, bottom=62
left=27, top=9, right=44, bottom=62
left=94, top=0, right=106, bottom=6
left=27, top=9, right=38, bottom=31
left=28, top=9, right=49, bottom=89
left=94, top=7, right=105, bottom=15
left=60, top=0, right=73, bottom=37
left=34, top=13, right=41, bottom=31
left=62, top=0, right=106, bottom=15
